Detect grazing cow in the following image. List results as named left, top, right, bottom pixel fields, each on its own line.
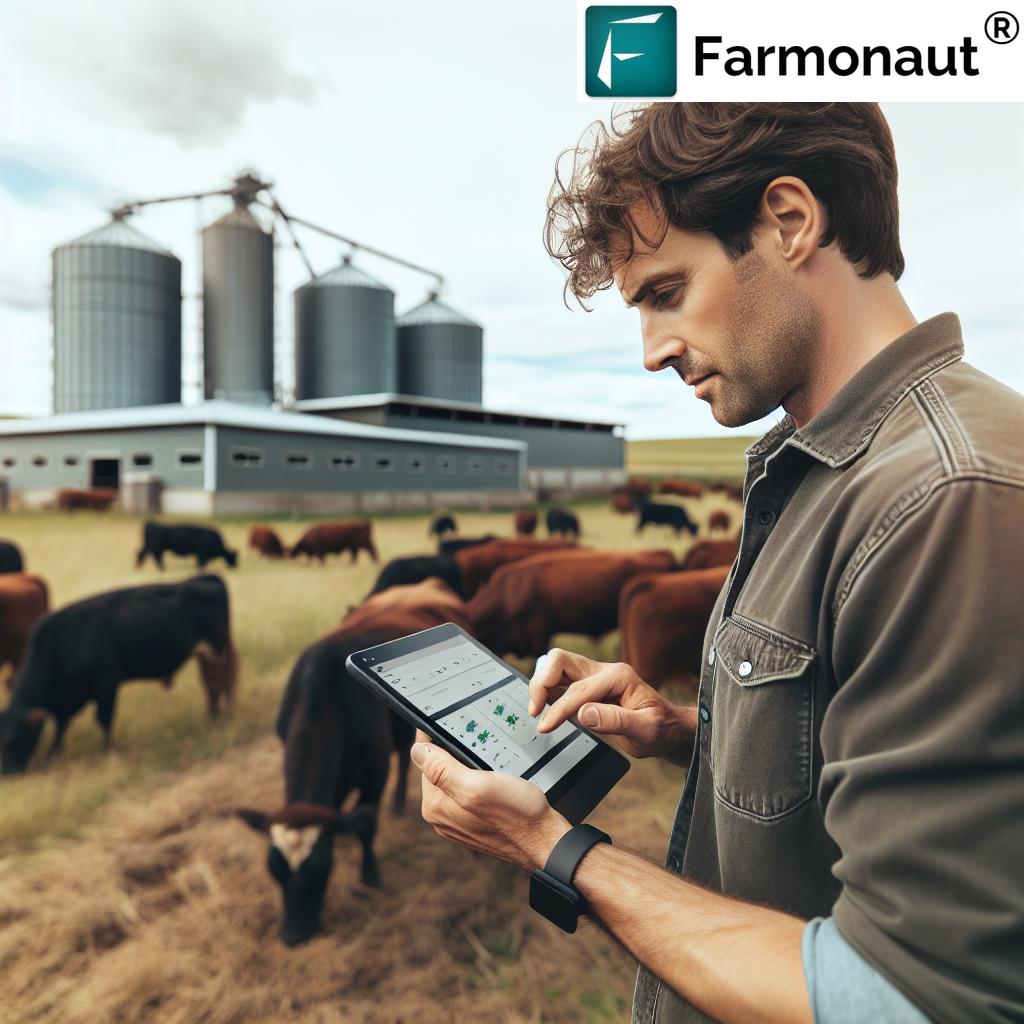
left=0, top=575, right=237, bottom=773
left=708, top=510, right=732, bottom=534
left=137, top=522, right=238, bottom=570
left=429, top=514, right=457, bottom=538
left=290, top=521, right=378, bottom=564
left=611, top=491, right=635, bottom=514
left=0, top=541, right=24, bottom=574
left=468, top=548, right=676, bottom=658
left=438, top=534, right=496, bottom=556
left=626, top=477, right=653, bottom=497
left=709, top=482, right=744, bottom=502
left=680, top=537, right=740, bottom=572
left=453, top=538, right=575, bottom=599
left=0, top=574, right=49, bottom=687
left=546, top=507, right=580, bottom=538
left=368, top=555, right=461, bottom=597
left=514, top=510, right=537, bottom=536
left=636, top=501, right=699, bottom=537
left=618, top=566, right=730, bottom=687
left=248, top=524, right=285, bottom=559
left=56, top=488, right=117, bottom=511
left=658, top=479, right=705, bottom=498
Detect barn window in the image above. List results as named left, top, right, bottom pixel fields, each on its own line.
left=437, top=454, right=456, bottom=474
left=177, top=450, right=202, bottom=467
left=231, top=447, right=264, bottom=468
left=466, top=457, right=486, bottom=475
left=284, top=451, right=312, bottom=469
left=132, top=452, right=153, bottom=468
left=31, top=455, right=48, bottom=468
left=406, top=454, right=425, bottom=473
left=330, top=451, right=360, bottom=471
left=63, top=454, right=80, bottom=467
left=2, top=456, right=15, bottom=468
left=494, top=458, right=512, bottom=474
left=373, top=454, right=394, bottom=472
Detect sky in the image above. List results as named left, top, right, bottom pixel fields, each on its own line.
left=0, top=0, right=1022, bottom=439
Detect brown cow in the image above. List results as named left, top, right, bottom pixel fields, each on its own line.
left=658, top=479, right=705, bottom=498
left=342, top=577, right=472, bottom=634
left=618, top=566, right=730, bottom=688
left=627, top=477, right=653, bottom=496
left=611, top=491, right=634, bottom=514
left=248, top=524, right=285, bottom=559
left=467, top=548, right=676, bottom=658
left=514, top=510, right=538, bottom=536
left=680, top=537, right=739, bottom=572
left=453, top=538, right=575, bottom=598
left=56, top=488, right=117, bottom=511
left=290, top=521, right=378, bottom=564
left=708, top=510, right=732, bottom=534
left=0, top=574, right=49, bottom=689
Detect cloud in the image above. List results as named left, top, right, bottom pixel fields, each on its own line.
left=0, top=149, right=105, bottom=206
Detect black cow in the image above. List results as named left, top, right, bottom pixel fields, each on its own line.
left=0, top=541, right=24, bottom=574
left=438, top=534, right=496, bottom=556
left=546, top=507, right=581, bottom=538
left=368, top=555, right=461, bottom=597
left=429, top=514, right=457, bottom=538
left=0, top=575, right=237, bottom=774
left=636, top=501, right=699, bottom=537
left=237, top=631, right=414, bottom=946
left=137, top=522, right=238, bottom=570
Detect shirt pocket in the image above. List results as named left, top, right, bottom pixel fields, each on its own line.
left=709, top=612, right=816, bottom=821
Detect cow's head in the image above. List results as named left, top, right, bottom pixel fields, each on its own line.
left=225, top=548, right=239, bottom=569
left=0, top=708, right=47, bottom=775
left=237, top=802, right=374, bottom=946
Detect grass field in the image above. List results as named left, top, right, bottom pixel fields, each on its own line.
left=0, top=497, right=737, bottom=1024
left=627, top=436, right=755, bottom=481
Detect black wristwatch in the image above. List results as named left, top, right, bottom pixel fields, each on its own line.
left=529, top=824, right=612, bottom=933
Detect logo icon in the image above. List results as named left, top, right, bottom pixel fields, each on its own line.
left=585, top=6, right=677, bottom=97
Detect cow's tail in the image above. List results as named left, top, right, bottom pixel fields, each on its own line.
left=195, top=636, right=239, bottom=717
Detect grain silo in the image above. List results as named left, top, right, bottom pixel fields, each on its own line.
left=293, top=256, right=396, bottom=400
left=52, top=218, right=182, bottom=413
left=396, top=295, right=483, bottom=403
left=202, top=204, right=274, bottom=404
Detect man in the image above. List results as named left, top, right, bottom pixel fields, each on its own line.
left=411, top=103, right=1024, bottom=1022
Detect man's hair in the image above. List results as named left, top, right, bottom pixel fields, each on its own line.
left=544, top=103, right=905, bottom=306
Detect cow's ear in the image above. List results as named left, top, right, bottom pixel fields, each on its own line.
left=236, top=807, right=270, bottom=833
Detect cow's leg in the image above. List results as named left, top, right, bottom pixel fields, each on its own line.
left=95, top=684, right=119, bottom=748
left=197, top=556, right=208, bottom=568
left=353, top=807, right=381, bottom=886
left=391, top=749, right=410, bottom=815
left=47, top=716, right=70, bottom=758
left=155, top=550, right=165, bottom=570
left=349, top=547, right=358, bottom=564
left=135, top=546, right=149, bottom=568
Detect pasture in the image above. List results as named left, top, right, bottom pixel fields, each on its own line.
left=0, top=493, right=736, bottom=1023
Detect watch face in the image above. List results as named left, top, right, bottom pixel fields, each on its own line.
left=529, top=871, right=583, bottom=933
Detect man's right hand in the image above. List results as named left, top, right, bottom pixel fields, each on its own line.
left=528, top=648, right=697, bottom=766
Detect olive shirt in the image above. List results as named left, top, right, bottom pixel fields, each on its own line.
left=631, top=313, right=1024, bottom=1024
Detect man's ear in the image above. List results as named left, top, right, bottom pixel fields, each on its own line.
left=760, top=176, right=824, bottom=271
left=236, top=808, right=270, bottom=833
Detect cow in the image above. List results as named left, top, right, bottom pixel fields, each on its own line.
left=0, top=541, right=24, bottom=574
left=0, top=574, right=49, bottom=688
left=438, top=534, right=496, bottom=556
left=680, top=537, right=740, bottom=572
left=626, top=477, right=653, bottom=497
left=368, top=555, right=461, bottom=597
left=453, top=538, right=576, bottom=599
left=658, top=479, right=705, bottom=498
left=467, top=548, right=676, bottom=658
left=709, top=482, right=744, bottom=502
left=618, top=566, right=731, bottom=688
left=290, top=521, right=378, bottom=564
left=346, top=577, right=473, bottom=635
left=611, top=491, right=635, bottom=514
left=546, top=507, right=580, bottom=538
left=708, top=510, right=732, bottom=534
left=429, top=514, right=457, bottom=538
left=137, top=522, right=238, bottom=570
left=514, top=510, right=537, bottom=536
left=0, top=575, right=237, bottom=774
left=636, top=501, right=699, bottom=537
left=248, top=524, right=285, bottom=559
left=56, top=488, right=118, bottom=511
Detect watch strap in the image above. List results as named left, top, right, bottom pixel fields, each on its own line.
left=543, top=823, right=612, bottom=886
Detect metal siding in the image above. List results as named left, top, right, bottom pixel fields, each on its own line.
left=397, top=321, right=483, bottom=403
left=53, top=239, right=182, bottom=413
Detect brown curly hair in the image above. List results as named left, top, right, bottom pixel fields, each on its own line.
left=544, top=103, right=905, bottom=307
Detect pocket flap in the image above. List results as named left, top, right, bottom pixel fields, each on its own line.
left=712, top=613, right=815, bottom=686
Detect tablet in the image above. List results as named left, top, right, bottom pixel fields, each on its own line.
left=345, top=622, right=629, bottom=825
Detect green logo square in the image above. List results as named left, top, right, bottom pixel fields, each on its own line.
left=585, top=6, right=677, bottom=97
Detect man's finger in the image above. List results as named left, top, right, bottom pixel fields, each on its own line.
left=537, top=664, right=630, bottom=733
left=528, top=647, right=601, bottom=717
left=411, top=740, right=475, bottom=803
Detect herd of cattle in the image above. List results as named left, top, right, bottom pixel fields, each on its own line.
left=0, top=483, right=740, bottom=944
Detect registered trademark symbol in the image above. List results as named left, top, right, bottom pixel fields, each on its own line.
left=985, top=10, right=1019, bottom=43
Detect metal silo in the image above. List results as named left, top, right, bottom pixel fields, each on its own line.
left=202, top=204, right=274, bottom=404
left=293, top=256, right=396, bottom=399
left=396, top=295, right=483, bottom=403
left=52, top=218, right=182, bottom=413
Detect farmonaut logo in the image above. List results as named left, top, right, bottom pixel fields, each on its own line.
left=585, top=6, right=677, bottom=96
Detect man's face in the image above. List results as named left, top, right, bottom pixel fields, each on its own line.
left=613, top=208, right=820, bottom=428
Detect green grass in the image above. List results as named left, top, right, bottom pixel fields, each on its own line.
left=628, top=435, right=755, bottom=481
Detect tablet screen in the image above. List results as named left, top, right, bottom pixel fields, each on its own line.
left=370, top=631, right=599, bottom=791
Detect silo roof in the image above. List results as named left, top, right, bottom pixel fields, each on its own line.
left=397, top=296, right=480, bottom=328
left=205, top=206, right=269, bottom=232
left=308, top=257, right=393, bottom=291
left=60, top=218, right=176, bottom=257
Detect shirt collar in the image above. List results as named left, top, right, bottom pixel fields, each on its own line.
left=746, top=312, right=964, bottom=469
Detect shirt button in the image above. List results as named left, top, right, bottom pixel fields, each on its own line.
left=699, top=703, right=710, bottom=723
left=738, top=660, right=752, bottom=677
left=757, top=508, right=776, bottom=526
left=708, top=647, right=716, bottom=666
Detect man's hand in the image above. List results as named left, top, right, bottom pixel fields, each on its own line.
left=413, top=730, right=571, bottom=872
left=528, top=648, right=697, bottom=765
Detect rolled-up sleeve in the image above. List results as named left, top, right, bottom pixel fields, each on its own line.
left=823, top=477, right=1024, bottom=1024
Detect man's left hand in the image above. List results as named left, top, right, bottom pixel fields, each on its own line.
left=412, top=730, right=571, bottom=872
